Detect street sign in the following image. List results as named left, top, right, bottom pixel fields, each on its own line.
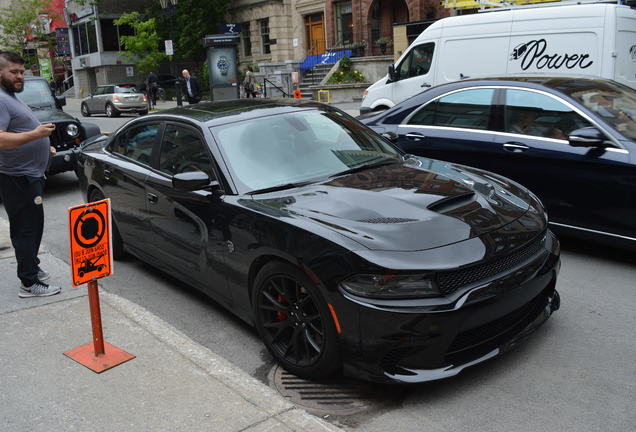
left=165, top=39, right=174, bottom=56
left=68, top=199, right=113, bottom=287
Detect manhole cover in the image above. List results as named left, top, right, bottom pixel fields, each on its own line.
left=269, top=365, right=381, bottom=416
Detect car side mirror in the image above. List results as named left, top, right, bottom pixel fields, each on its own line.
left=172, top=170, right=219, bottom=192
left=388, top=65, right=398, bottom=82
left=568, top=127, right=607, bottom=148
left=55, top=95, right=66, bottom=108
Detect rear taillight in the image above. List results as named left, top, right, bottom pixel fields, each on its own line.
left=143, top=95, right=147, bottom=102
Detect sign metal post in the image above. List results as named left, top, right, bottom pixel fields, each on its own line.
left=64, top=199, right=135, bottom=373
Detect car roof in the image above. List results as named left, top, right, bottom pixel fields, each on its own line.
left=144, top=99, right=334, bottom=127
left=432, top=76, right=627, bottom=97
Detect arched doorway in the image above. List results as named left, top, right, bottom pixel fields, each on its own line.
left=368, top=0, right=409, bottom=56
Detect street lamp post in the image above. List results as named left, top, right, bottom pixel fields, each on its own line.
left=159, top=0, right=182, bottom=106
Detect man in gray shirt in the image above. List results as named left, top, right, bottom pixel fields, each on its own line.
left=0, top=51, right=61, bottom=297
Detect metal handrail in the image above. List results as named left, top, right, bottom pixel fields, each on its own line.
left=262, top=77, right=289, bottom=98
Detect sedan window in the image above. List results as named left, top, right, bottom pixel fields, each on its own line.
left=505, top=89, right=591, bottom=140
left=112, top=124, right=159, bottom=166
left=213, top=110, right=401, bottom=192
left=159, top=125, right=213, bottom=177
left=408, top=88, right=495, bottom=130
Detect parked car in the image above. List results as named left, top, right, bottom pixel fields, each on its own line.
left=360, top=2, right=636, bottom=113
left=16, top=77, right=100, bottom=175
left=361, top=76, right=636, bottom=248
left=80, top=84, right=148, bottom=118
left=76, top=99, right=560, bottom=384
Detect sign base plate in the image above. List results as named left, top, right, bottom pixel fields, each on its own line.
left=64, top=341, right=135, bottom=373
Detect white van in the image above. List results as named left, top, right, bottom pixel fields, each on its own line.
left=360, top=2, right=636, bottom=113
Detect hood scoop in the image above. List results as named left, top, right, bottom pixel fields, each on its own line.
left=356, top=217, right=418, bottom=224
left=427, top=191, right=476, bottom=214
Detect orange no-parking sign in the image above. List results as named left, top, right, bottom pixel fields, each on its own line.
left=68, top=199, right=113, bottom=286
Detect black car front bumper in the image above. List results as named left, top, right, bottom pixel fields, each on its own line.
left=337, top=231, right=561, bottom=384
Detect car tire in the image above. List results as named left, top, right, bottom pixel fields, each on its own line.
left=105, top=103, right=120, bottom=118
left=252, top=261, right=341, bottom=379
left=81, top=103, right=91, bottom=117
left=89, top=188, right=125, bottom=260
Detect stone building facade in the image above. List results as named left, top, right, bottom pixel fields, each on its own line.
left=227, top=0, right=447, bottom=68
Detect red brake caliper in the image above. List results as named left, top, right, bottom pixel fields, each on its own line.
left=277, top=295, right=287, bottom=321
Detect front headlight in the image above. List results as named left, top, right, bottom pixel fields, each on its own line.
left=66, top=123, right=79, bottom=137
left=340, top=274, right=440, bottom=299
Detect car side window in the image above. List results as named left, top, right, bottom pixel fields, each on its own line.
left=112, top=124, right=159, bottom=166
left=159, top=125, right=213, bottom=177
left=505, top=89, right=592, bottom=140
left=94, top=87, right=104, bottom=95
left=397, top=43, right=434, bottom=80
left=408, top=88, right=495, bottom=130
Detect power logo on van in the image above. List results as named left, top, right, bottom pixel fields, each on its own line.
left=510, top=39, right=594, bottom=71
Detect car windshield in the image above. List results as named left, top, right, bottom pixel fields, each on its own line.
left=564, top=81, right=636, bottom=141
left=115, top=85, right=138, bottom=93
left=16, top=80, right=55, bottom=107
left=213, top=109, right=402, bottom=193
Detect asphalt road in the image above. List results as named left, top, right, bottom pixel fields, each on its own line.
left=4, top=104, right=635, bottom=431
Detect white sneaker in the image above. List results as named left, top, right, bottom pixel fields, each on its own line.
left=19, top=281, right=61, bottom=298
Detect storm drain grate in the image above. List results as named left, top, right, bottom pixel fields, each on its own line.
left=269, top=366, right=381, bottom=416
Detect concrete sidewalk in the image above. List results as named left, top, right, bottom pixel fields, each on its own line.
left=0, top=217, right=342, bottom=432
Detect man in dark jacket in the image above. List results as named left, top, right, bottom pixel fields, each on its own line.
left=181, top=69, right=202, bottom=104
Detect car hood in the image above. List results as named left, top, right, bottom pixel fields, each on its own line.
left=31, top=107, right=76, bottom=123
left=251, top=158, right=536, bottom=251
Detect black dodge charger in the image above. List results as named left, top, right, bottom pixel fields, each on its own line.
left=76, top=100, right=560, bottom=384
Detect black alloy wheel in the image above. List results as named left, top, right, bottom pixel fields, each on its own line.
left=81, top=103, right=91, bottom=117
left=89, top=189, right=125, bottom=260
left=253, top=262, right=340, bottom=379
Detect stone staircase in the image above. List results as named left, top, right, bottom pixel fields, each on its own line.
left=297, top=63, right=334, bottom=100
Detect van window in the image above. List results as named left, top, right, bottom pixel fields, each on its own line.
left=505, top=89, right=591, bottom=140
left=408, top=88, right=495, bottom=130
left=398, top=43, right=434, bottom=80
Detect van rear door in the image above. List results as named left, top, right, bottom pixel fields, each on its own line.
left=614, top=6, right=636, bottom=89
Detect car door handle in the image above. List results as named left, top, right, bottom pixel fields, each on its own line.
left=381, top=131, right=398, bottom=141
left=503, top=142, right=530, bottom=153
left=421, top=82, right=431, bottom=88
left=406, top=132, right=426, bottom=141
left=103, top=169, right=111, bottom=180
left=146, top=192, right=158, bottom=204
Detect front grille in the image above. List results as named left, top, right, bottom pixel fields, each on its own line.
left=50, top=123, right=80, bottom=150
left=447, top=295, right=541, bottom=353
left=437, top=233, right=546, bottom=296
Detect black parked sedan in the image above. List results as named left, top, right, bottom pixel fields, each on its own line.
left=361, top=77, right=636, bottom=248
left=77, top=100, right=560, bottom=384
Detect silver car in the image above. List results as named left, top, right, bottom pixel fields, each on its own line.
left=80, top=84, right=148, bottom=117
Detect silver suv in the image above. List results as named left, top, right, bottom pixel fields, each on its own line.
left=80, top=84, right=148, bottom=117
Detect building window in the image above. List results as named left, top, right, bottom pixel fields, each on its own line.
left=260, top=19, right=270, bottom=55
left=242, top=21, right=252, bottom=57
left=334, top=2, right=353, bottom=45
left=100, top=19, right=134, bottom=52
left=71, top=20, right=99, bottom=56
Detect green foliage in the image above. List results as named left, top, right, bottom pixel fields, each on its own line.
left=339, top=56, right=352, bottom=72
left=327, top=57, right=366, bottom=84
left=115, top=12, right=166, bottom=76
left=0, top=0, right=59, bottom=69
left=163, top=0, right=231, bottom=61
